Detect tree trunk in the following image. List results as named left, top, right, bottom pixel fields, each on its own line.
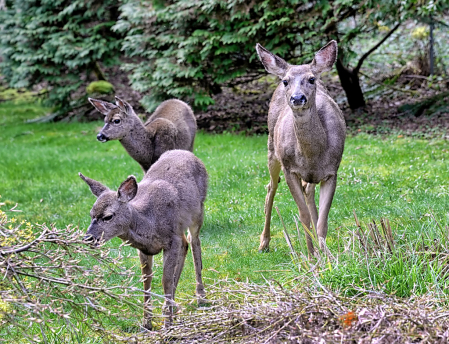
left=429, top=16, right=434, bottom=76
left=336, top=58, right=366, bottom=110
left=92, top=61, right=107, bottom=81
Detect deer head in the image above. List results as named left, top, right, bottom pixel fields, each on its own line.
left=255, top=41, right=337, bottom=112
left=79, top=172, right=138, bottom=245
left=88, top=96, right=136, bottom=142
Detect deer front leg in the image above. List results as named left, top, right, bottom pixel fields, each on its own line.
left=302, top=182, right=318, bottom=232
left=188, top=211, right=206, bottom=301
left=316, top=175, right=337, bottom=250
left=161, top=237, right=183, bottom=327
left=284, top=171, right=315, bottom=258
left=260, top=157, right=281, bottom=252
left=138, top=250, right=153, bottom=330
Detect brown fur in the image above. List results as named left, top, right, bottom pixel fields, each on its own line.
left=79, top=150, right=208, bottom=329
left=256, top=41, right=346, bottom=256
left=89, top=97, right=197, bottom=172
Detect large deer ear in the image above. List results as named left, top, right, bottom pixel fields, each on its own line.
left=115, top=96, right=132, bottom=115
left=117, top=176, right=138, bottom=203
left=255, top=43, right=289, bottom=78
left=88, top=98, right=117, bottom=115
left=79, top=173, right=109, bottom=198
left=311, top=40, right=337, bottom=75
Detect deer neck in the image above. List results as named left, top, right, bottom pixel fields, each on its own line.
left=119, top=115, right=154, bottom=165
left=119, top=208, right=155, bottom=253
left=292, top=102, right=327, bottom=159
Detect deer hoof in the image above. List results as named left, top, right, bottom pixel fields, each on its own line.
left=143, top=319, right=153, bottom=331
left=197, top=296, right=208, bottom=306
left=163, top=318, right=173, bottom=328
left=258, top=246, right=270, bottom=253
left=196, top=285, right=206, bottom=298
left=258, top=237, right=270, bottom=252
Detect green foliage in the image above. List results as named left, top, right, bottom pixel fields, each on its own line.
left=116, top=0, right=334, bottom=110
left=0, top=0, right=123, bottom=114
left=86, top=80, right=115, bottom=95
left=115, top=0, right=449, bottom=111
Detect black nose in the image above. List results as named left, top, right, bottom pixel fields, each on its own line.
left=83, top=234, right=94, bottom=242
left=83, top=234, right=98, bottom=247
left=97, top=133, right=108, bottom=142
left=290, top=94, right=307, bottom=106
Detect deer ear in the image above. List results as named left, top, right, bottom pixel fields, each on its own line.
left=311, top=40, right=337, bottom=75
left=79, top=173, right=109, bottom=198
left=115, top=96, right=132, bottom=115
left=88, top=98, right=117, bottom=115
left=117, top=176, right=138, bottom=203
left=255, top=43, right=289, bottom=78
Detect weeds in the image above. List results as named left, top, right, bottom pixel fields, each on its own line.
left=279, top=208, right=449, bottom=299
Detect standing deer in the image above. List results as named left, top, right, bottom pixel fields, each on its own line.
left=88, top=97, right=197, bottom=172
left=255, top=41, right=346, bottom=256
left=79, top=150, right=207, bottom=329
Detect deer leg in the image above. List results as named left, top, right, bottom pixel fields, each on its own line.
left=260, top=157, right=281, bottom=252
left=316, top=175, right=337, bottom=250
left=138, top=250, right=153, bottom=330
left=302, top=182, right=318, bottom=234
left=188, top=210, right=206, bottom=301
left=173, top=234, right=188, bottom=293
left=162, top=237, right=183, bottom=327
left=284, top=172, right=314, bottom=257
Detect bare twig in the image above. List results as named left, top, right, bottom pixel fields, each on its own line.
left=354, top=23, right=401, bottom=75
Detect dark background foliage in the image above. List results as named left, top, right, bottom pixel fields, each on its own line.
left=0, top=0, right=123, bottom=115
left=0, top=0, right=448, bottom=118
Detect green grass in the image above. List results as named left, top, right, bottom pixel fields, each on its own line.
left=1, top=100, right=449, bottom=339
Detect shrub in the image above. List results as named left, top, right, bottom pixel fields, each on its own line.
left=86, top=80, right=115, bottom=95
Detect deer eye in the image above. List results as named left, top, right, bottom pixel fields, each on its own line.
left=103, top=215, right=113, bottom=222
left=309, top=77, right=316, bottom=84
left=113, top=119, right=121, bottom=124
left=282, top=80, right=288, bottom=86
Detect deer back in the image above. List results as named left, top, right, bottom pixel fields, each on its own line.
left=138, top=149, right=207, bottom=223
left=145, top=99, right=197, bottom=154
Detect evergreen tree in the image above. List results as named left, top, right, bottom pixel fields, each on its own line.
left=0, top=0, right=123, bottom=116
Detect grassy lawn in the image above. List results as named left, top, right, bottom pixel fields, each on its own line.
left=1, top=100, right=448, bottom=338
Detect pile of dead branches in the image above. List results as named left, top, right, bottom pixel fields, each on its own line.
left=133, top=281, right=449, bottom=344
left=0, top=203, right=150, bottom=342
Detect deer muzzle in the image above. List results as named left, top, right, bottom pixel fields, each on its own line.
left=97, top=133, right=109, bottom=142
left=290, top=94, right=307, bottom=107
left=83, top=233, right=100, bottom=247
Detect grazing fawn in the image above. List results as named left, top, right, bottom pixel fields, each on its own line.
left=80, top=150, right=207, bottom=329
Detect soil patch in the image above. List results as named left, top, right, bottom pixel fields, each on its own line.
left=195, top=74, right=449, bottom=138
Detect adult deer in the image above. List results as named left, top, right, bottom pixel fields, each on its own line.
left=80, top=150, right=207, bottom=329
left=89, top=97, right=196, bottom=172
left=256, top=41, right=346, bottom=256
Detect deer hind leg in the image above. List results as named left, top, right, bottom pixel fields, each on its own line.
left=173, top=235, right=189, bottom=293
left=284, top=172, right=315, bottom=258
left=138, top=250, right=154, bottom=330
left=188, top=208, right=206, bottom=302
left=316, top=175, right=337, bottom=250
left=260, top=157, right=281, bottom=252
left=162, top=237, right=184, bottom=328
left=302, top=181, right=318, bottom=237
